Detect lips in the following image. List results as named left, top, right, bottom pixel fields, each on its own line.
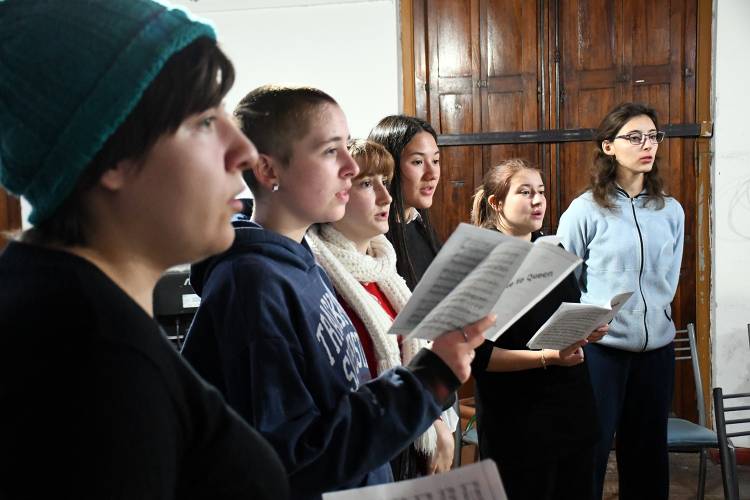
left=419, top=185, right=435, bottom=196
left=639, top=155, right=653, bottom=163
left=374, top=210, right=389, bottom=220
left=229, top=198, right=244, bottom=213
left=335, top=190, right=350, bottom=203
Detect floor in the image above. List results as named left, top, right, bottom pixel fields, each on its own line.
left=602, top=451, right=750, bottom=499
left=458, top=446, right=750, bottom=498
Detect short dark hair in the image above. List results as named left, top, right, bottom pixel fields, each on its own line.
left=23, top=37, right=234, bottom=246
left=233, top=85, right=338, bottom=195
left=368, top=115, right=440, bottom=289
left=591, top=102, right=666, bottom=210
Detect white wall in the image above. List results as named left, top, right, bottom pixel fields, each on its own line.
left=21, top=0, right=401, bottom=227
left=171, top=0, right=400, bottom=137
left=712, top=0, right=750, bottom=443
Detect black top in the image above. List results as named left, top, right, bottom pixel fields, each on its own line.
left=470, top=235, right=598, bottom=464
left=402, top=218, right=439, bottom=289
left=0, top=241, right=289, bottom=499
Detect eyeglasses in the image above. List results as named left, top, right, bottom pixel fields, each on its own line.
left=613, top=131, right=666, bottom=146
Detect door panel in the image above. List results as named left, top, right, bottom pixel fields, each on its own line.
left=433, top=93, right=480, bottom=237
left=412, top=0, right=699, bottom=421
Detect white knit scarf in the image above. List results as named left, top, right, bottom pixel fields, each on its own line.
left=307, top=224, right=437, bottom=456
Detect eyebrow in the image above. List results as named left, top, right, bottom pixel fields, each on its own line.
left=623, top=129, right=657, bottom=134
left=407, top=149, right=440, bottom=156
left=313, top=134, right=350, bottom=148
left=517, top=183, right=545, bottom=188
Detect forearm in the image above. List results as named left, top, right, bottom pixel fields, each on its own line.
left=485, top=346, right=547, bottom=372
left=286, top=351, right=456, bottom=493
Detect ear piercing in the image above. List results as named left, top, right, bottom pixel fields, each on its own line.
left=272, top=184, right=279, bottom=192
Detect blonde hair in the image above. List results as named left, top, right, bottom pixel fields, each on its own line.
left=347, top=139, right=395, bottom=182
left=470, top=159, right=540, bottom=229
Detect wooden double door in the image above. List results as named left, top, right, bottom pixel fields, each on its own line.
left=410, top=0, right=699, bottom=420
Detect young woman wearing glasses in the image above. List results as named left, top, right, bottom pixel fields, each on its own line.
left=556, top=102, right=684, bottom=500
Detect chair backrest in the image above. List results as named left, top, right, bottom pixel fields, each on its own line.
left=712, top=387, right=750, bottom=500
left=674, top=323, right=707, bottom=425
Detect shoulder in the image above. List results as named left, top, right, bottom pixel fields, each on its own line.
left=565, top=191, right=600, bottom=214
left=559, top=191, right=601, bottom=226
left=662, top=196, right=685, bottom=218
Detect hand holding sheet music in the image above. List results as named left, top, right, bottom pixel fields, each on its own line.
left=526, top=291, right=634, bottom=350
left=388, top=224, right=582, bottom=341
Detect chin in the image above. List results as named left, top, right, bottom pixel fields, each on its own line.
left=322, top=208, right=347, bottom=223
left=208, top=230, right=236, bottom=255
left=415, top=198, right=433, bottom=210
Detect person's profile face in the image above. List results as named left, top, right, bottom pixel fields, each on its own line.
left=274, top=103, right=359, bottom=228
left=496, top=168, right=545, bottom=238
left=331, top=168, right=392, bottom=251
left=399, top=131, right=440, bottom=212
left=111, top=104, right=257, bottom=266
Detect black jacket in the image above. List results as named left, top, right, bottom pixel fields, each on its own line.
left=0, top=241, right=288, bottom=499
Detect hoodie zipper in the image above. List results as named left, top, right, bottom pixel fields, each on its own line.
left=619, top=188, right=649, bottom=351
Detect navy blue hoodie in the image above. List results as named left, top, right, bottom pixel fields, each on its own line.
left=182, top=216, right=459, bottom=499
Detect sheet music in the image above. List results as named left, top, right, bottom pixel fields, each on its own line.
left=485, top=241, right=582, bottom=341
left=322, top=460, right=507, bottom=500
left=390, top=224, right=583, bottom=341
left=404, top=238, right=529, bottom=340
left=390, top=224, right=513, bottom=335
left=526, top=291, right=634, bottom=350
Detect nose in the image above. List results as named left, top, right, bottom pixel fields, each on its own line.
left=225, top=117, right=258, bottom=172
left=424, top=160, right=439, bottom=180
left=532, top=192, right=545, bottom=205
left=375, top=182, right=392, bottom=205
left=340, top=149, right=359, bottom=178
left=641, top=135, right=655, bottom=151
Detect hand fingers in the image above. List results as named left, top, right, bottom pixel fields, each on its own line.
left=460, top=314, right=497, bottom=348
left=561, top=339, right=586, bottom=357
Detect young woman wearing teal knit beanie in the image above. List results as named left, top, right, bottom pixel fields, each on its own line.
left=0, top=1, right=288, bottom=498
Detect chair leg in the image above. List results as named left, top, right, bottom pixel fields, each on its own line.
left=729, top=448, right=740, bottom=500
left=697, top=448, right=707, bottom=500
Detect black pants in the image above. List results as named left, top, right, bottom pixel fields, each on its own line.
left=498, top=445, right=595, bottom=500
left=586, top=342, right=675, bottom=500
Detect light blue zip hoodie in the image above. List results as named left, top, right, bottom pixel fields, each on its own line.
left=557, top=188, right=684, bottom=352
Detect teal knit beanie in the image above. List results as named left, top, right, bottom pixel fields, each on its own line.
left=0, top=0, right=216, bottom=224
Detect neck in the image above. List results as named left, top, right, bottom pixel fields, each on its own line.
left=330, top=224, right=371, bottom=254
left=616, top=170, right=645, bottom=198
left=252, top=200, right=308, bottom=243
left=495, top=220, right=532, bottom=241
left=64, top=242, right=164, bottom=317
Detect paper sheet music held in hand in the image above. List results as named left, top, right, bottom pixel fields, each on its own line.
left=322, top=460, right=507, bottom=500
left=526, top=291, right=634, bottom=350
left=388, top=223, right=581, bottom=341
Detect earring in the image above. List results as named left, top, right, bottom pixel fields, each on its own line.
left=272, top=184, right=279, bottom=192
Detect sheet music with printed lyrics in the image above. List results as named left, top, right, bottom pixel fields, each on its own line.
left=526, top=291, right=634, bottom=350
left=322, top=460, right=507, bottom=500
left=389, top=223, right=583, bottom=342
